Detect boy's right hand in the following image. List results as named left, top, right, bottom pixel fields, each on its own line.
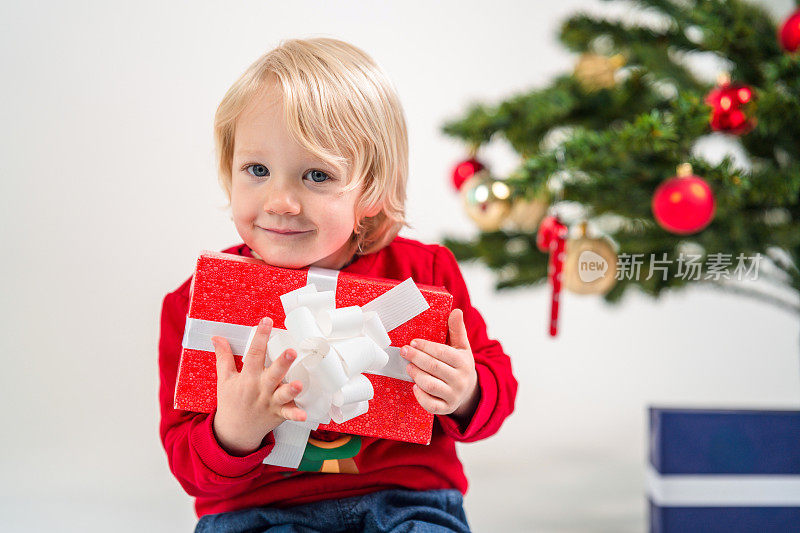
left=210, top=316, right=307, bottom=456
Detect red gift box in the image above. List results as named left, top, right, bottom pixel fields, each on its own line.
left=174, top=251, right=453, bottom=446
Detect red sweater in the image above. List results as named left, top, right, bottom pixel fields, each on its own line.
left=158, top=236, right=518, bottom=518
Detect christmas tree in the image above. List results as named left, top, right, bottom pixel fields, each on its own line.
left=442, top=0, right=800, bottom=327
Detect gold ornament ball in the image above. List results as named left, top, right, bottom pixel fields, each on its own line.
left=574, top=53, right=626, bottom=92
left=562, top=223, right=618, bottom=295
left=461, top=171, right=512, bottom=232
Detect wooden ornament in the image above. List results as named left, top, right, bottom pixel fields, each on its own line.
left=507, top=193, right=549, bottom=232
left=562, top=222, right=618, bottom=295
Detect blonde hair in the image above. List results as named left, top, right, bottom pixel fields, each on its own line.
left=214, top=37, right=410, bottom=255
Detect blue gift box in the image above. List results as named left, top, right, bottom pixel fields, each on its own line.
left=647, top=407, right=800, bottom=533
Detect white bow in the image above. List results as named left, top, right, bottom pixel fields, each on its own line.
left=262, top=282, right=392, bottom=425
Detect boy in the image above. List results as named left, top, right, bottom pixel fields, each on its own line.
left=159, top=37, right=517, bottom=532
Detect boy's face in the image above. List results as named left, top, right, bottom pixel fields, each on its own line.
left=230, top=80, right=363, bottom=270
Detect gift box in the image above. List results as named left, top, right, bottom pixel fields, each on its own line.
left=647, top=407, right=800, bottom=533
left=175, top=250, right=453, bottom=466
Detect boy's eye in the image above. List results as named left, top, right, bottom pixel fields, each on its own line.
left=305, top=169, right=331, bottom=183
left=246, top=164, right=268, bottom=178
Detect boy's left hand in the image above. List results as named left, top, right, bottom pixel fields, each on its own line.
left=400, top=308, right=480, bottom=422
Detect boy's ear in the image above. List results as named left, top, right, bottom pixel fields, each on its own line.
left=364, top=204, right=381, bottom=218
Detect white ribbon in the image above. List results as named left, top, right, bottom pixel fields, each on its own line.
left=182, top=267, right=430, bottom=468
left=646, top=465, right=800, bottom=506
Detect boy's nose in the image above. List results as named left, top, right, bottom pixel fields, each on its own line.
left=262, top=180, right=301, bottom=215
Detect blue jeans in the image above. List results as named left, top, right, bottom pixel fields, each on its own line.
left=195, top=488, right=471, bottom=532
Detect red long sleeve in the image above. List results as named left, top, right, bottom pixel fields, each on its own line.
left=432, top=245, right=518, bottom=442
left=158, top=290, right=277, bottom=496
left=158, top=237, right=518, bottom=518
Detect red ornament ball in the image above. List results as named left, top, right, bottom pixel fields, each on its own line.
left=652, top=166, right=715, bottom=235
left=779, top=9, right=800, bottom=52
left=710, top=107, right=750, bottom=133
left=705, top=81, right=756, bottom=135
left=451, top=157, right=485, bottom=191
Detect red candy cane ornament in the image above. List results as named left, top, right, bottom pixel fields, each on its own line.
left=536, top=215, right=568, bottom=337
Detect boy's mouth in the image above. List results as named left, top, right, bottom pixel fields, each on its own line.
left=259, top=226, right=311, bottom=236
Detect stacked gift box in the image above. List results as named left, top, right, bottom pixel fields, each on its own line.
left=647, top=407, right=800, bottom=532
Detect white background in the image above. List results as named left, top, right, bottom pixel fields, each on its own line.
left=2, top=1, right=799, bottom=531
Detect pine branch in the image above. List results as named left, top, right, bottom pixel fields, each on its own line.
left=607, top=0, right=691, bottom=25
left=559, top=14, right=705, bottom=91
left=701, top=278, right=800, bottom=315
left=685, top=0, right=783, bottom=85
left=441, top=72, right=678, bottom=151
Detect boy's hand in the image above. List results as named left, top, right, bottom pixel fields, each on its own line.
left=210, top=317, right=307, bottom=456
left=400, top=308, right=480, bottom=423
